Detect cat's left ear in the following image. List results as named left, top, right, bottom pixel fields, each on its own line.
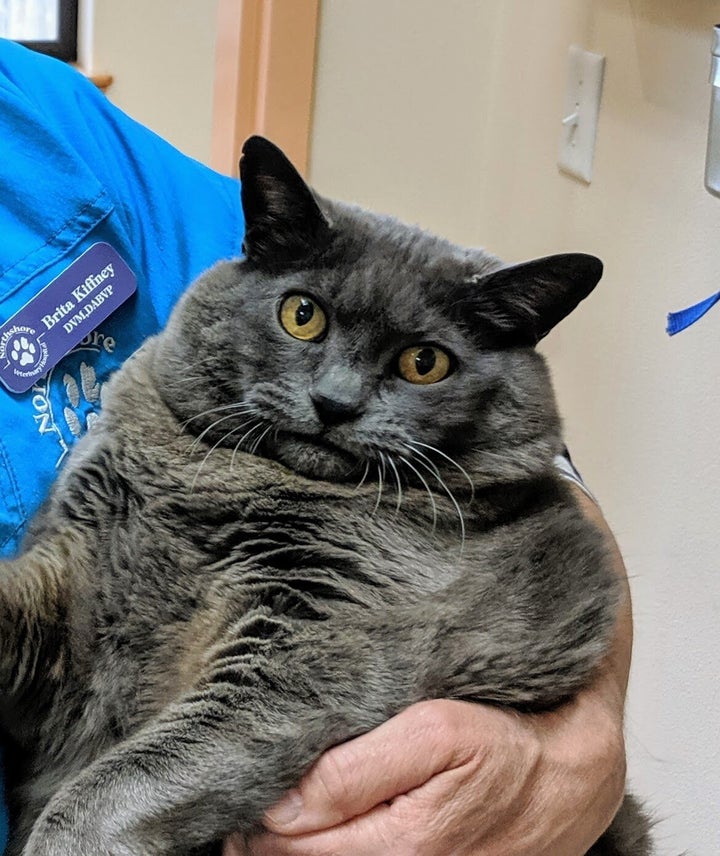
left=466, top=254, right=603, bottom=346
left=239, top=136, right=331, bottom=270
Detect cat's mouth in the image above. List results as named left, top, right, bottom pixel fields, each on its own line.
left=268, top=429, right=361, bottom=481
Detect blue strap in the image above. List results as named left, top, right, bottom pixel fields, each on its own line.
left=666, top=290, right=720, bottom=335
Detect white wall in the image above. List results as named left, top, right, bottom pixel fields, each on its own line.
left=311, top=2, right=720, bottom=854
left=80, top=0, right=218, bottom=164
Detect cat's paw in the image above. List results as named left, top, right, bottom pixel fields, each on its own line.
left=23, top=811, right=124, bottom=856
left=22, top=829, right=131, bottom=856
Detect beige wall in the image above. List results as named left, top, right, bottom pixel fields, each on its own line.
left=311, top=2, right=720, bottom=854
left=79, top=0, right=219, bottom=164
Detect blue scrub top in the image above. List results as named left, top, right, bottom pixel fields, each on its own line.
left=0, top=38, right=244, bottom=849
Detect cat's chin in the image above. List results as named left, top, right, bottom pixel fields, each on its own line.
left=269, top=432, right=360, bottom=482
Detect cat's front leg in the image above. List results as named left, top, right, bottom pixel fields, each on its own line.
left=0, top=541, right=70, bottom=709
left=21, top=687, right=266, bottom=856
left=22, top=614, right=409, bottom=856
left=22, top=698, right=365, bottom=856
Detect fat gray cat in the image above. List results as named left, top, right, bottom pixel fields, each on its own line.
left=0, top=136, right=651, bottom=855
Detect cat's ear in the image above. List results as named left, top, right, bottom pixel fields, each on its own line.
left=466, top=254, right=603, bottom=346
left=239, top=136, right=331, bottom=269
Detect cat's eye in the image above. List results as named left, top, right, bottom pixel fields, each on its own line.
left=397, top=346, right=451, bottom=385
left=279, top=294, right=327, bottom=341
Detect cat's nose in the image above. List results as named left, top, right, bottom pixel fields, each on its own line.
left=310, top=390, right=361, bottom=426
left=311, top=367, right=365, bottom=426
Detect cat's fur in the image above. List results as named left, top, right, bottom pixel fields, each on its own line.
left=0, top=136, right=651, bottom=855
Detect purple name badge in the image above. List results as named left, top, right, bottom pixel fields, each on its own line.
left=0, top=243, right=137, bottom=394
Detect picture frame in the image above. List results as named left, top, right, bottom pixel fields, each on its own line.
left=1, top=0, right=78, bottom=62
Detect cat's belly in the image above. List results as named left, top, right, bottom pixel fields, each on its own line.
left=5, top=462, right=482, bottom=847
left=71, top=489, right=469, bottom=726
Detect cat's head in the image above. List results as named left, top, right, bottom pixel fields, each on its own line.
left=155, top=136, right=602, bottom=488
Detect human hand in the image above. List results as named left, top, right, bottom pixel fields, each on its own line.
left=224, top=690, right=625, bottom=855
left=224, top=485, right=631, bottom=856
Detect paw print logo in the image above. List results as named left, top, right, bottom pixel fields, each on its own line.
left=63, top=362, right=103, bottom=438
left=10, top=336, right=37, bottom=367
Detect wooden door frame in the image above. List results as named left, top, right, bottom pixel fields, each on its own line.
left=211, top=0, right=320, bottom=177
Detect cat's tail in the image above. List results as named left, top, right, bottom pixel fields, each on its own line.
left=587, top=794, right=655, bottom=856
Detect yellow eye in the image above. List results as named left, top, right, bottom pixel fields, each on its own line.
left=398, top=346, right=451, bottom=385
left=279, top=294, right=327, bottom=341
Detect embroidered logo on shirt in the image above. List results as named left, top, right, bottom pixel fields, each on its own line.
left=29, top=330, right=117, bottom=467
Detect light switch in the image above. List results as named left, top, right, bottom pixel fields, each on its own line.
left=558, top=46, right=606, bottom=183
left=705, top=25, right=720, bottom=196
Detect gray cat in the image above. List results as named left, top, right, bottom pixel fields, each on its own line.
left=0, top=136, right=651, bottom=855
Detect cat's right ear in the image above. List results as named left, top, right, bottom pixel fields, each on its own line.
left=459, top=254, right=603, bottom=347
left=240, top=136, right=331, bottom=269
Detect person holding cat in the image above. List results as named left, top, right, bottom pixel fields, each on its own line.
left=0, top=40, right=631, bottom=855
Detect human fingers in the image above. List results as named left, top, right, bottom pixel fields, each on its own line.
left=260, top=699, right=487, bottom=837
left=222, top=834, right=248, bottom=856
left=243, top=690, right=625, bottom=856
left=243, top=719, right=526, bottom=856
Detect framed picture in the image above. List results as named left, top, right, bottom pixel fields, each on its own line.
left=0, top=0, right=78, bottom=62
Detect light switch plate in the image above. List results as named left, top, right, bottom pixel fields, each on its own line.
left=558, top=46, right=605, bottom=183
left=705, top=25, right=720, bottom=196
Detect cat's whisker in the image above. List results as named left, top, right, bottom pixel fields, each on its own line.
left=179, top=379, right=244, bottom=395
left=181, top=401, right=255, bottom=431
left=190, top=422, right=256, bottom=491
left=386, top=454, right=403, bottom=516
left=187, top=415, right=239, bottom=455
left=399, top=456, right=438, bottom=533
left=407, top=440, right=475, bottom=500
left=174, top=375, right=209, bottom=387
left=230, top=440, right=243, bottom=472
left=187, top=408, right=258, bottom=453
left=402, top=443, right=442, bottom=480
left=353, top=459, right=371, bottom=492
left=372, top=452, right=385, bottom=516
left=230, top=424, right=254, bottom=471
left=185, top=353, right=220, bottom=365
left=229, top=421, right=267, bottom=469
left=177, top=364, right=227, bottom=380
left=249, top=424, right=273, bottom=456
left=181, top=400, right=249, bottom=423
left=410, top=454, right=466, bottom=553
left=181, top=353, right=229, bottom=371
